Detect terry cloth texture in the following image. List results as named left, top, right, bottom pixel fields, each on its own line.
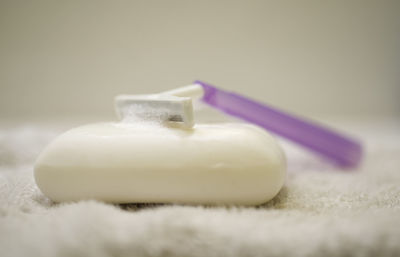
left=0, top=119, right=399, bottom=257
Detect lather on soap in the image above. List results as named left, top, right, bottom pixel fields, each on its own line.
left=34, top=83, right=287, bottom=205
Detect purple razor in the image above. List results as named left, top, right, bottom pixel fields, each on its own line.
left=194, top=80, right=363, bottom=168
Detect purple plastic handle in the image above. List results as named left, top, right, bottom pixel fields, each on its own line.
left=195, top=80, right=363, bottom=168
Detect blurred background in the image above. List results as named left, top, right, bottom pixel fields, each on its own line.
left=0, top=0, right=399, bottom=123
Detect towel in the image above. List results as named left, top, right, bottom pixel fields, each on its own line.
left=0, top=118, right=399, bottom=257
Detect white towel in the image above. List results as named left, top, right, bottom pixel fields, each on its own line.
left=0, top=119, right=399, bottom=257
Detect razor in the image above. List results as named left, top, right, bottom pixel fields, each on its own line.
left=115, top=81, right=362, bottom=168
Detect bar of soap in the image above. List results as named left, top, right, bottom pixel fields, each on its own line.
left=34, top=122, right=286, bottom=205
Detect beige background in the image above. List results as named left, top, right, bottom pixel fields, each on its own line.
left=1, top=0, right=399, bottom=122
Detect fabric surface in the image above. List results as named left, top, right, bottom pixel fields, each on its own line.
left=0, top=119, right=399, bottom=257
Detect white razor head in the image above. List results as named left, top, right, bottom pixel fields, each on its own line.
left=115, top=94, right=194, bottom=128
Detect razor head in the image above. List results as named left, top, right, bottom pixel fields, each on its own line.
left=115, top=94, right=194, bottom=128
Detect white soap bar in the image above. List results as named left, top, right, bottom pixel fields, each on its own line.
left=34, top=122, right=286, bottom=205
